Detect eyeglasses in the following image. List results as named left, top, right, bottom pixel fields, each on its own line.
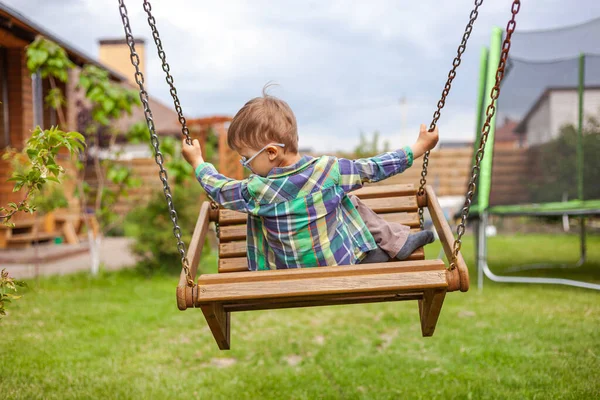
left=240, top=143, right=285, bottom=170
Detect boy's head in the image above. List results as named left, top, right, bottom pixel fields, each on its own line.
left=228, top=87, right=298, bottom=176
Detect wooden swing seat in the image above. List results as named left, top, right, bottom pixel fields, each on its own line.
left=177, top=184, right=469, bottom=350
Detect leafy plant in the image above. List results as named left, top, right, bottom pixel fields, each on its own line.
left=26, top=36, right=75, bottom=127
left=0, top=126, right=85, bottom=225
left=125, top=181, right=209, bottom=275
left=76, top=64, right=142, bottom=234
left=0, top=269, right=26, bottom=319
left=338, top=131, right=391, bottom=159
left=0, top=126, right=83, bottom=317
left=31, top=183, right=69, bottom=215
left=78, top=65, right=139, bottom=127
left=528, top=117, right=600, bottom=203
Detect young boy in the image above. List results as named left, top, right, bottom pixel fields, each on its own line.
left=182, top=92, right=437, bottom=271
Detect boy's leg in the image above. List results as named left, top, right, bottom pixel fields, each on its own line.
left=350, top=194, right=410, bottom=257
left=350, top=194, right=434, bottom=261
left=395, top=231, right=435, bottom=260
left=360, top=247, right=390, bottom=264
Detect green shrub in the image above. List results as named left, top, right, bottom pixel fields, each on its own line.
left=528, top=119, right=600, bottom=203
left=125, top=181, right=213, bottom=275
left=0, top=269, right=26, bottom=319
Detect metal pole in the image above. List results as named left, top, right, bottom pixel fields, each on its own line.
left=577, top=53, right=585, bottom=201
left=580, top=217, right=587, bottom=265
left=32, top=70, right=44, bottom=128
left=473, top=47, right=489, bottom=168
left=399, top=96, right=407, bottom=137
left=478, top=26, right=503, bottom=211
left=477, top=214, right=485, bottom=291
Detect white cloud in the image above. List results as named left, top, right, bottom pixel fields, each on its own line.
left=6, top=0, right=600, bottom=152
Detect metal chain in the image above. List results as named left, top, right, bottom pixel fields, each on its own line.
left=117, top=0, right=194, bottom=286
left=418, top=0, right=484, bottom=228
left=210, top=201, right=220, bottom=238
left=142, top=0, right=222, bottom=259
left=142, top=0, right=191, bottom=145
left=450, top=0, right=521, bottom=270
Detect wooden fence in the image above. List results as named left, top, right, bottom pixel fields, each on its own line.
left=369, top=148, right=473, bottom=197
left=1, top=146, right=532, bottom=221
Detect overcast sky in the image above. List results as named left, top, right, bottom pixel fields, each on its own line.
left=6, top=0, right=600, bottom=152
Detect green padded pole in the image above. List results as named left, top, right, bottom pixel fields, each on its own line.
left=470, top=47, right=489, bottom=216
left=473, top=47, right=489, bottom=168
left=577, top=53, right=585, bottom=201
left=478, top=26, right=503, bottom=211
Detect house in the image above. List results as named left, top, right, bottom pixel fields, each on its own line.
left=0, top=3, right=233, bottom=225
left=514, top=86, right=600, bottom=146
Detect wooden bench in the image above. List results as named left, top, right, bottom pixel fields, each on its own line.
left=177, top=184, right=469, bottom=350
left=0, top=219, right=58, bottom=249
left=53, top=214, right=100, bottom=244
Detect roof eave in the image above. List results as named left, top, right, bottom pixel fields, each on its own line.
left=0, top=2, right=128, bottom=83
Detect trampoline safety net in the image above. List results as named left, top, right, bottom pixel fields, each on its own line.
left=478, top=17, right=600, bottom=209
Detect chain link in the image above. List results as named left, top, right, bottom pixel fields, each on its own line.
left=418, top=0, right=484, bottom=228
left=210, top=201, right=220, bottom=238
left=449, top=0, right=521, bottom=270
left=142, top=0, right=192, bottom=145
left=117, top=0, right=194, bottom=286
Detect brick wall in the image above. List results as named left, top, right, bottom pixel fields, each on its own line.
left=6, top=48, right=32, bottom=149
left=1, top=48, right=34, bottom=220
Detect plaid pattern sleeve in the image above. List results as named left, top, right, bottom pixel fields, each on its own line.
left=195, top=163, right=252, bottom=212
left=337, top=146, right=414, bottom=192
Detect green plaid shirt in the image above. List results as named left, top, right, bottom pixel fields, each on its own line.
left=195, top=147, right=413, bottom=270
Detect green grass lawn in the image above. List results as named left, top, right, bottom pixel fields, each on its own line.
left=1, top=234, right=599, bottom=399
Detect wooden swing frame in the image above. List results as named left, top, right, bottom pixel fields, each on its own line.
left=177, top=184, right=469, bottom=350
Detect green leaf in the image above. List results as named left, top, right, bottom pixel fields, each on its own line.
left=68, top=132, right=86, bottom=142
left=25, top=48, right=49, bottom=72
left=88, top=86, right=103, bottom=100
left=26, top=148, right=39, bottom=160
left=79, top=75, right=90, bottom=90
left=102, top=98, right=116, bottom=113
left=57, top=69, right=68, bottom=83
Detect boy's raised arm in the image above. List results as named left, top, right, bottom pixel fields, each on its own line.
left=183, top=139, right=252, bottom=212
left=337, top=124, right=438, bottom=193
left=337, top=148, right=414, bottom=192
left=410, top=124, right=439, bottom=159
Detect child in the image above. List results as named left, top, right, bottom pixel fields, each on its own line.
left=182, top=91, right=437, bottom=270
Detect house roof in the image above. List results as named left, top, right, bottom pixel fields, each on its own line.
left=0, top=2, right=127, bottom=82
left=188, top=116, right=232, bottom=126
left=0, top=3, right=198, bottom=136
left=495, top=118, right=520, bottom=142
left=514, top=85, right=600, bottom=133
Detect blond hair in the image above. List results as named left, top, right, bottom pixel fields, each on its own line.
left=227, top=86, right=298, bottom=153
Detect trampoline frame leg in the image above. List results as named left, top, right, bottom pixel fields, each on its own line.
left=476, top=212, right=600, bottom=291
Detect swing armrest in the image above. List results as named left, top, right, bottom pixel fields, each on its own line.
left=424, top=185, right=470, bottom=292
left=177, top=202, right=211, bottom=308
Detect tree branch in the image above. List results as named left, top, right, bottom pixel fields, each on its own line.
left=0, top=189, right=33, bottom=222
left=48, top=76, right=67, bottom=128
